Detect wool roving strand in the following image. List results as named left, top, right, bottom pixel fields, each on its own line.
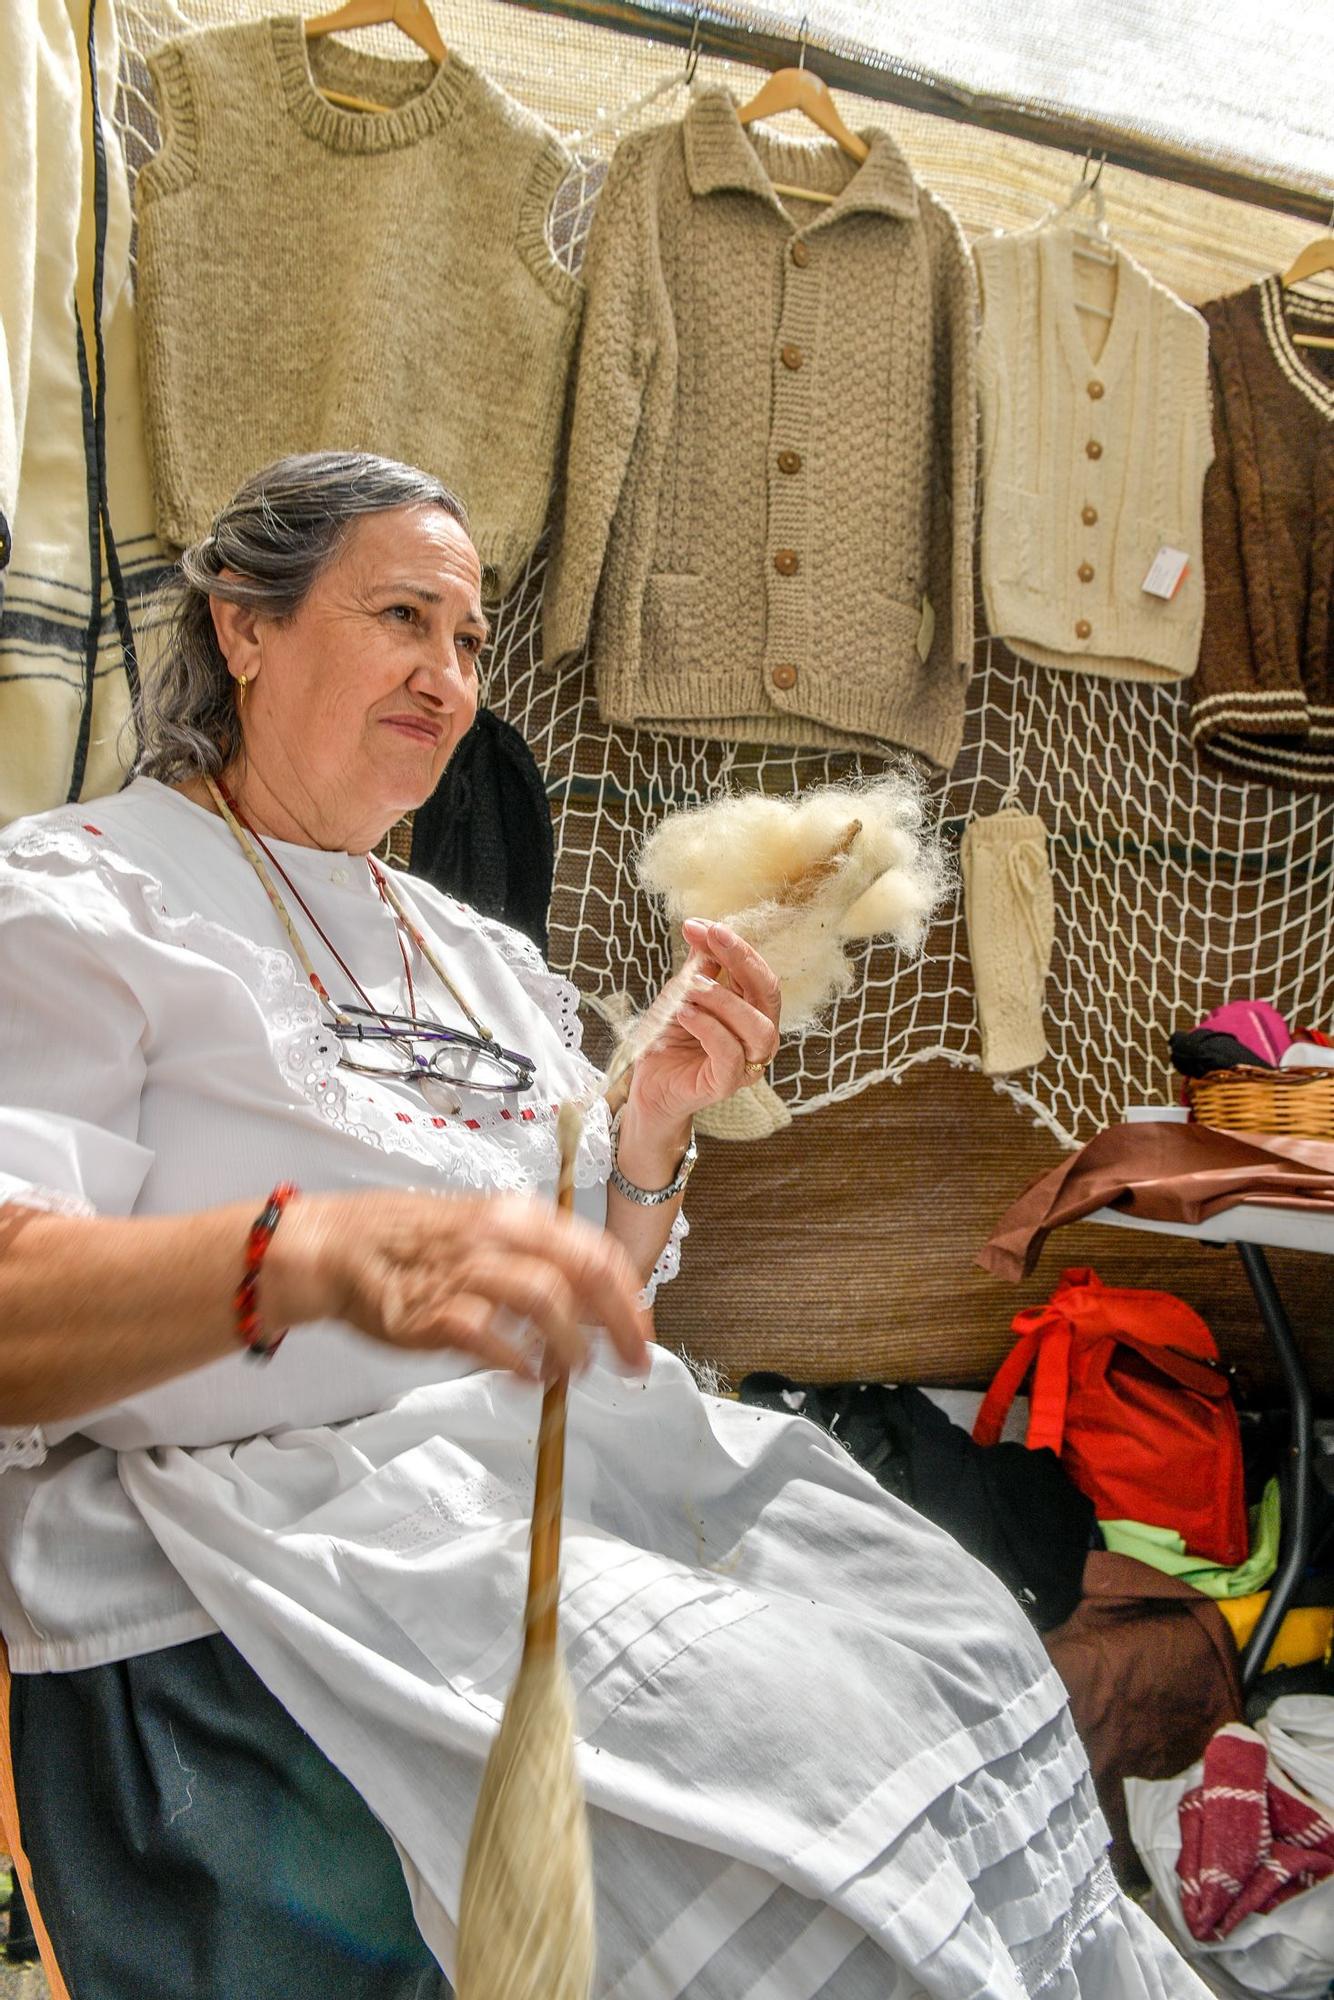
left=455, top=1101, right=596, bottom=2000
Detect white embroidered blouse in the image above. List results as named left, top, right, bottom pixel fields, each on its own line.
left=0, top=777, right=681, bottom=1671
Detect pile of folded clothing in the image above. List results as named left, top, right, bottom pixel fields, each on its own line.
left=1170, top=999, right=1334, bottom=1081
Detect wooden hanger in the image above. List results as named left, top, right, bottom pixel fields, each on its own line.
left=736, top=23, right=868, bottom=208
left=1282, top=207, right=1334, bottom=351
left=304, top=0, right=446, bottom=116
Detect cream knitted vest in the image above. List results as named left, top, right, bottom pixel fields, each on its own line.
left=975, top=225, right=1212, bottom=682
left=137, top=17, right=580, bottom=592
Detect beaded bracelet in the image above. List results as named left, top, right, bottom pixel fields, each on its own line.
left=234, top=1182, right=298, bottom=1361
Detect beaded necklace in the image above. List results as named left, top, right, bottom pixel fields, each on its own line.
left=204, top=774, right=494, bottom=1043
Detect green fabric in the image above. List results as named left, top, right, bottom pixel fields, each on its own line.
left=1099, top=1478, right=1281, bottom=1597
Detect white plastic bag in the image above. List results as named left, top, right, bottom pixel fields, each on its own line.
left=1259, top=1696, right=1334, bottom=1817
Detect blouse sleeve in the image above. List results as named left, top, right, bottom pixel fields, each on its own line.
left=0, top=838, right=158, bottom=1471
left=0, top=837, right=155, bottom=1216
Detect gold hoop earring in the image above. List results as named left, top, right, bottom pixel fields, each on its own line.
left=237, top=674, right=248, bottom=709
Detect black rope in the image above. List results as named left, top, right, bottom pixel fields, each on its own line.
left=67, top=0, right=138, bottom=803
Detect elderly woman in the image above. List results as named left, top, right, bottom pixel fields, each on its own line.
left=0, top=454, right=1204, bottom=2000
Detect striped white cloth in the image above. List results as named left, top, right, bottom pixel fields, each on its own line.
left=1, top=0, right=164, bottom=826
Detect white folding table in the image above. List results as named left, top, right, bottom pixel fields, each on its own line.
left=1087, top=1201, right=1331, bottom=1688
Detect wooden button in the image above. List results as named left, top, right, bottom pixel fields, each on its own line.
left=1087, top=379, right=1105, bottom=399
left=790, top=239, right=810, bottom=267
left=1082, top=504, right=1098, bottom=526
left=1078, top=562, right=1095, bottom=583
left=777, top=449, right=802, bottom=474
left=1086, top=439, right=1103, bottom=460
left=770, top=663, right=798, bottom=690
left=1075, top=619, right=1092, bottom=639
left=773, top=549, right=799, bottom=576
left=780, top=343, right=804, bottom=371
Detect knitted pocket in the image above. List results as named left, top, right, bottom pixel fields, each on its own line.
left=961, top=809, right=1054, bottom=1075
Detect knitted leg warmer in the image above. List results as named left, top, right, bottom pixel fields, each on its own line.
left=961, top=809, right=1054, bottom=1075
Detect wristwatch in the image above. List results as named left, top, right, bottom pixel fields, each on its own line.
left=608, top=1107, right=697, bottom=1206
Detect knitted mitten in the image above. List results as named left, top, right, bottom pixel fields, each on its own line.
left=960, top=809, right=1054, bottom=1075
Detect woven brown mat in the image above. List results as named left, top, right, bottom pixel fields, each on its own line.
left=655, top=1061, right=1334, bottom=1396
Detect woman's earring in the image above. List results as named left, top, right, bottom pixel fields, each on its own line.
left=237, top=674, right=248, bottom=709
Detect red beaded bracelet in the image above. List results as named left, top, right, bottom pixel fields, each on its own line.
left=234, top=1182, right=298, bottom=1361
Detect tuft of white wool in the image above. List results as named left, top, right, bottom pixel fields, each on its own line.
left=635, top=772, right=949, bottom=1032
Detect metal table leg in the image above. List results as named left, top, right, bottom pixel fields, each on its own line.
left=1235, top=1242, right=1315, bottom=1691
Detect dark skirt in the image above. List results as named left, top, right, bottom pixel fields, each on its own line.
left=11, top=1633, right=447, bottom=1999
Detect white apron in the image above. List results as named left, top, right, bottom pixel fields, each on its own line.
left=122, top=1350, right=1208, bottom=2000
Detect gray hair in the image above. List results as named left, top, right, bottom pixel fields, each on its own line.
left=133, top=451, right=469, bottom=783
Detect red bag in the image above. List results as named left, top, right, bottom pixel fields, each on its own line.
left=972, top=1268, right=1248, bottom=1567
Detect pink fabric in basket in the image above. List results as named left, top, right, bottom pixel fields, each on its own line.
left=1199, top=1002, right=1291, bottom=1066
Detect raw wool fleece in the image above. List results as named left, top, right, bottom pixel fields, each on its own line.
left=543, top=88, right=978, bottom=766
left=975, top=224, right=1212, bottom=683
left=136, top=18, right=580, bottom=592
left=635, top=773, right=949, bottom=1032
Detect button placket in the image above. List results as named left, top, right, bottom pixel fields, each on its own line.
left=765, top=227, right=819, bottom=707
left=1075, top=380, right=1108, bottom=642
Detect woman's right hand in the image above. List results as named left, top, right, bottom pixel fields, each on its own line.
left=268, top=1190, right=652, bottom=1381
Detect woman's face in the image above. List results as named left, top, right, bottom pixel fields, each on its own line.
left=216, top=504, right=487, bottom=850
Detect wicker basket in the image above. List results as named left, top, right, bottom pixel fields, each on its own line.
left=1186, top=1065, right=1334, bottom=1139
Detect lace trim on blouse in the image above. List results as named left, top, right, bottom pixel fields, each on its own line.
left=641, top=1209, right=688, bottom=1309
left=7, top=823, right=613, bottom=1194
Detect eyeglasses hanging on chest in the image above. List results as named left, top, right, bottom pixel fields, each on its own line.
left=205, top=776, right=536, bottom=1102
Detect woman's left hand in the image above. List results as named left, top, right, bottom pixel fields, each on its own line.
left=628, top=919, right=782, bottom=1132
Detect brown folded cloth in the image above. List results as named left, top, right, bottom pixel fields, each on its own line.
left=1044, top=1551, right=1244, bottom=1883
left=980, top=1120, right=1334, bottom=1282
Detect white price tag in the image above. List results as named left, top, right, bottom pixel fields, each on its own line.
left=1141, top=546, right=1190, bottom=600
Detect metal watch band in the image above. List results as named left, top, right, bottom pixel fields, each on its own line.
left=608, top=1107, right=697, bottom=1207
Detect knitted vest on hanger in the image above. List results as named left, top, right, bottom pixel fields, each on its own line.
left=137, top=17, right=581, bottom=592
left=975, top=223, right=1213, bottom=684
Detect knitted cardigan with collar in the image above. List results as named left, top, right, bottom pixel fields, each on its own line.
left=137, top=17, right=580, bottom=593
left=542, top=88, right=978, bottom=768
left=975, top=223, right=1212, bottom=683
left=1188, top=276, right=1334, bottom=788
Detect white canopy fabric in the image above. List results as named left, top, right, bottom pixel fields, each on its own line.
left=644, top=0, right=1334, bottom=194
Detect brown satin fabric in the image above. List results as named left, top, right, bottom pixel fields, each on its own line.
left=1044, top=1551, right=1245, bottom=1882
left=979, top=1120, right=1334, bottom=1282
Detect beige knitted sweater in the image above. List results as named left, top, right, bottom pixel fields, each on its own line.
left=543, top=89, right=978, bottom=767
left=976, top=224, right=1213, bottom=682
left=137, top=17, right=580, bottom=591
